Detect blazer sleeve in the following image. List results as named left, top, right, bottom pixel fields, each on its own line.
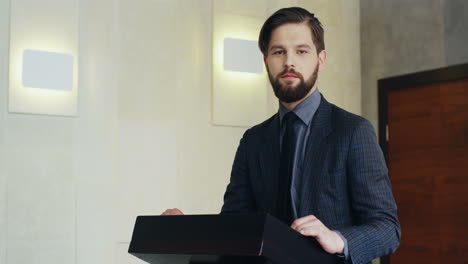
left=220, top=130, right=257, bottom=214
left=337, top=119, right=401, bottom=264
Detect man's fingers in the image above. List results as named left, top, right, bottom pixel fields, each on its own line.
left=294, top=221, right=323, bottom=232
left=171, top=208, right=184, bottom=215
left=298, top=226, right=321, bottom=237
left=291, top=214, right=317, bottom=228
left=291, top=216, right=344, bottom=255
left=291, top=216, right=321, bottom=231
left=161, top=208, right=184, bottom=215
left=290, top=215, right=329, bottom=239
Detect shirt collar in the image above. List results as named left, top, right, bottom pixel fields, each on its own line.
left=279, top=88, right=321, bottom=126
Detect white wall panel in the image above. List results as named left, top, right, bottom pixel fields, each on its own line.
left=212, top=0, right=273, bottom=127
left=5, top=117, right=75, bottom=264
left=172, top=0, right=247, bottom=215
left=0, top=1, right=364, bottom=264
left=114, top=0, right=179, bottom=246
left=116, top=119, right=179, bottom=242
left=0, top=0, right=9, bottom=261
left=76, top=182, right=116, bottom=264
left=8, top=0, right=79, bottom=116
left=116, top=0, right=177, bottom=121
left=74, top=0, right=118, bottom=263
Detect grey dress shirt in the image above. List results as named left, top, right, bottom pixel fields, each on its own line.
left=278, top=88, right=349, bottom=259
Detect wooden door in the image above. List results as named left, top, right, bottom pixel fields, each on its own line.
left=379, top=64, right=468, bottom=264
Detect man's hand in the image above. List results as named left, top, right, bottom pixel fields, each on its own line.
left=291, top=215, right=344, bottom=254
left=161, top=208, right=184, bottom=215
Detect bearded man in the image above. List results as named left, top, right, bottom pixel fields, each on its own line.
left=164, top=7, right=400, bottom=264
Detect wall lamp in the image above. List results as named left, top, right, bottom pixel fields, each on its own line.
left=22, top=49, right=74, bottom=91
left=223, top=38, right=263, bottom=74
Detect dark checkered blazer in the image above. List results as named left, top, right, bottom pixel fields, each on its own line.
left=221, top=95, right=401, bottom=264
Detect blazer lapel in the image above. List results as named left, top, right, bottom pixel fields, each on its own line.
left=299, top=96, right=333, bottom=217
left=258, top=114, right=280, bottom=215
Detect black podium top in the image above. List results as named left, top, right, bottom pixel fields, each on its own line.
left=128, top=213, right=340, bottom=264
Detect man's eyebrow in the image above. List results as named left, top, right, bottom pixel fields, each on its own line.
left=269, top=44, right=313, bottom=51
left=269, top=45, right=284, bottom=51
left=296, top=44, right=312, bottom=49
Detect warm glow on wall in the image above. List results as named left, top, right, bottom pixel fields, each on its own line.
left=212, top=12, right=268, bottom=127
left=8, top=0, right=79, bottom=116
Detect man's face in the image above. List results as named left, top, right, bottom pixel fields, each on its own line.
left=264, top=23, right=326, bottom=103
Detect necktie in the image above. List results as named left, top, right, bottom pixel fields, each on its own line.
left=277, top=111, right=299, bottom=225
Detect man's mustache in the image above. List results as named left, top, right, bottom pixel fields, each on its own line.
left=278, top=68, right=303, bottom=78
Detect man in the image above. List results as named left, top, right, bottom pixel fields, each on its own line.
left=164, top=7, right=400, bottom=264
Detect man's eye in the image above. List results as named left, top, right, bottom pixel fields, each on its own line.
left=298, top=50, right=308, bottom=54
left=273, top=50, right=285, bottom=55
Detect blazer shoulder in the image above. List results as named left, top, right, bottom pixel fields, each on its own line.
left=244, top=113, right=278, bottom=138
left=329, top=103, right=373, bottom=131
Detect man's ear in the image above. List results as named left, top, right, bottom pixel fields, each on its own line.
left=318, top=50, right=327, bottom=71
left=263, top=55, right=267, bottom=63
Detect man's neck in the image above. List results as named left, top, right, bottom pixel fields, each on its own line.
left=280, top=85, right=318, bottom=111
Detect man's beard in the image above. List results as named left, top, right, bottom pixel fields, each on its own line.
left=267, top=63, right=319, bottom=103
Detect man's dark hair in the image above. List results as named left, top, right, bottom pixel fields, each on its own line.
left=258, top=7, right=325, bottom=55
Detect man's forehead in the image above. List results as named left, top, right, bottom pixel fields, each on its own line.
left=269, top=23, right=315, bottom=46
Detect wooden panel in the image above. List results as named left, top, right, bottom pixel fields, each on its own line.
left=387, top=78, right=468, bottom=264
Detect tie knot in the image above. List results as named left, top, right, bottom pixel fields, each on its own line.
left=283, top=111, right=300, bottom=126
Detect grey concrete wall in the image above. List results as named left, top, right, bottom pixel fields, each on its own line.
left=444, top=0, right=468, bottom=65
left=360, top=0, right=446, bottom=128
left=361, top=0, right=468, bottom=130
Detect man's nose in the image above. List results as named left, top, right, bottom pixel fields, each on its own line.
left=285, top=53, right=295, bottom=68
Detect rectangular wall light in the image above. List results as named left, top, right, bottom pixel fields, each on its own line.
left=212, top=11, right=271, bottom=127
left=223, top=38, right=263, bottom=74
left=22, top=49, right=74, bottom=91
left=8, top=0, right=79, bottom=116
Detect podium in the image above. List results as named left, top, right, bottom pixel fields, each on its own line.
left=128, top=213, right=340, bottom=264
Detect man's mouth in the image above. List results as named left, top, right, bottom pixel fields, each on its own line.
left=281, top=73, right=298, bottom=80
